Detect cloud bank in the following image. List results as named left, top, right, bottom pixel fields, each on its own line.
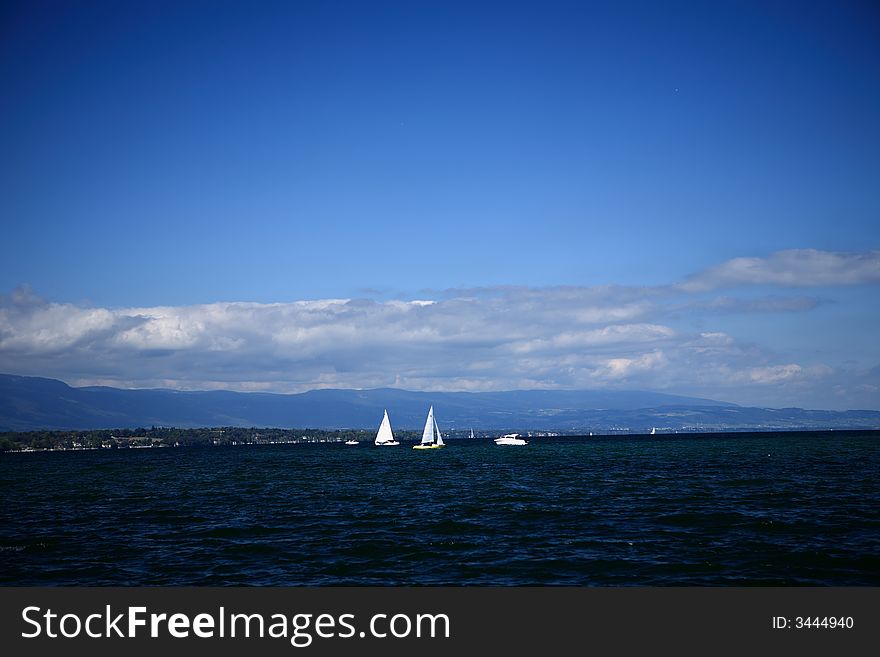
left=1, top=250, right=878, bottom=409
left=0, top=286, right=673, bottom=392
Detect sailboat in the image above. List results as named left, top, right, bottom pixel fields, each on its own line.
left=650, top=427, right=656, bottom=435
left=413, top=406, right=445, bottom=450
left=469, top=428, right=475, bottom=440
left=374, top=409, right=399, bottom=446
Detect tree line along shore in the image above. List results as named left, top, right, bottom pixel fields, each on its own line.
left=0, top=427, right=425, bottom=452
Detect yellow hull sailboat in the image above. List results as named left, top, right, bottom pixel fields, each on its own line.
left=413, top=406, right=445, bottom=450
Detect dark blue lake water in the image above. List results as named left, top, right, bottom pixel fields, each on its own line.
left=2, top=432, right=878, bottom=585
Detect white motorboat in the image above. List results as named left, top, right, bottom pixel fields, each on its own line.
left=494, top=433, right=527, bottom=446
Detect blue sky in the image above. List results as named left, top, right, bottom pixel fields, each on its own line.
left=1, top=0, right=879, bottom=409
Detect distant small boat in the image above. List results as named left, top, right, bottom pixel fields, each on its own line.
left=344, top=439, right=359, bottom=446
left=374, top=409, right=399, bottom=446
left=494, top=433, right=527, bottom=446
left=413, top=406, right=445, bottom=450
left=469, top=428, right=475, bottom=440
left=650, top=427, right=656, bottom=435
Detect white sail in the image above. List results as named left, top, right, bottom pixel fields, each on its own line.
left=421, top=406, right=436, bottom=444
left=375, top=409, right=395, bottom=445
left=434, top=417, right=444, bottom=446
left=469, top=428, right=474, bottom=440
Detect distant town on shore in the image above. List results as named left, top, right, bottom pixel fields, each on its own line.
left=4, top=426, right=880, bottom=453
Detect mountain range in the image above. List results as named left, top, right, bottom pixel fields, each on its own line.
left=1, top=373, right=878, bottom=432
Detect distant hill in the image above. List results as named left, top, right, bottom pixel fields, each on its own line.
left=1, top=373, right=878, bottom=432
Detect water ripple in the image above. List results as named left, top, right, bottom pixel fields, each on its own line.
left=1, top=432, right=878, bottom=585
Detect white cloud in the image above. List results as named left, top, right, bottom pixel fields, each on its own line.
left=2, top=244, right=877, bottom=410
left=680, top=249, right=880, bottom=291
left=506, top=324, right=674, bottom=355
left=747, top=364, right=804, bottom=385
left=596, top=351, right=668, bottom=380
